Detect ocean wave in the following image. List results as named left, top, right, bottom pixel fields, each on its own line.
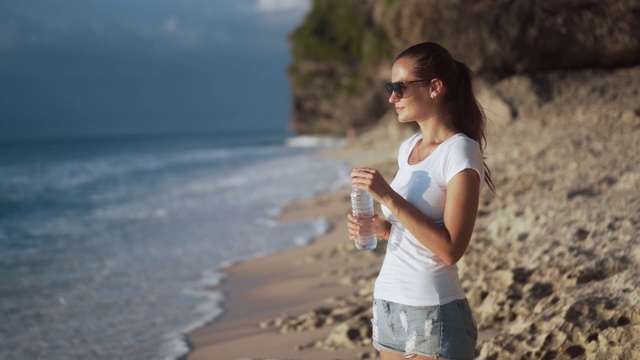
left=0, top=135, right=350, bottom=360
left=0, top=145, right=290, bottom=195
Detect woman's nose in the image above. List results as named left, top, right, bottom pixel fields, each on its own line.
left=388, top=92, right=400, bottom=103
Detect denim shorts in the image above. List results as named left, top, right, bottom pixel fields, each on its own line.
left=372, top=298, right=478, bottom=359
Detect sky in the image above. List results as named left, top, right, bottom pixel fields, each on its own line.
left=0, top=0, right=311, bottom=139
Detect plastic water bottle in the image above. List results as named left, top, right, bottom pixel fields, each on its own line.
left=350, top=188, right=377, bottom=250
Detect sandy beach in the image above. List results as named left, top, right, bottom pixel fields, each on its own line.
left=186, top=187, right=378, bottom=360
left=185, top=66, right=640, bottom=359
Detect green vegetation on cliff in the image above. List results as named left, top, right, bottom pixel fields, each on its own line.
left=289, top=0, right=391, bottom=65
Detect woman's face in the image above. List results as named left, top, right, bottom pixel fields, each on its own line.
left=388, top=57, right=433, bottom=123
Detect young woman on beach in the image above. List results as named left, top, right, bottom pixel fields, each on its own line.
left=347, top=42, right=494, bottom=360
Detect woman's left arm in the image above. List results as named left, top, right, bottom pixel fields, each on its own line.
left=351, top=168, right=480, bottom=265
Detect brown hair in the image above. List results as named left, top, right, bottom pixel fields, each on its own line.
left=396, top=42, right=495, bottom=192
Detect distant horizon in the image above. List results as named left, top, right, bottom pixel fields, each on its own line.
left=0, top=0, right=310, bottom=139
left=0, top=125, right=299, bottom=142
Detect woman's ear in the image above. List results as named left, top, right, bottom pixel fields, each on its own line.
left=430, top=78, right=444, bottom=99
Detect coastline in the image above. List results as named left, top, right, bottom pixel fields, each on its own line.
left=184, top=186, right=382, bottom=359
left=182, top=127, right=407, bottom=359
left=181, top=119, right=407, bottom=359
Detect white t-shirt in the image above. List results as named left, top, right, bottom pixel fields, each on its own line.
left=375, top=132, right=484, bottom=306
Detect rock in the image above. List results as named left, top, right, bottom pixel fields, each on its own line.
left=457, top=64, right=640, bottom=358
left=321, top=315, right=373, bottom=350
left=476, top=270, right=640, bottom=359
left=383, top=0, right=640, bottom=76
left=260, top=299, right=373, bottom=335
left=288, top=61, right=390, bottom=136
left=288, top=0, right=640, bottom=135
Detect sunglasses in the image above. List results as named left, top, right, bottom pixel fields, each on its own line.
left=385, top=79, right=431, bottom=99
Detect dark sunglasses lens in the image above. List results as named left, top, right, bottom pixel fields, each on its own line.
left=385, top=83, right=393, bottom=96
left=394, top=84, right=402, bottom=98
left=385, top=82, right=402, bottom=98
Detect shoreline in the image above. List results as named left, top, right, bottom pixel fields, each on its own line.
left=183, top=185, right=383, bottom=359
left=181, top=124, right=410, bottom=359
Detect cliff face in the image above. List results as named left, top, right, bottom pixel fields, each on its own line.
left=288, top=0, right=640, bottom=135
left=287, top=0, right=391, bottom=135
left=382, top=0, right=640, bottom=75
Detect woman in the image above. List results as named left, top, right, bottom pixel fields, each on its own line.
left=347, top=42, right=494, bottom=359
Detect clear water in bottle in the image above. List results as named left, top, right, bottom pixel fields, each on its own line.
left=350, top=188, right=377, bottom=250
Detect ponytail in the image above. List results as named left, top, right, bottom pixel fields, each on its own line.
left=450, top=60, right=495, bottom=193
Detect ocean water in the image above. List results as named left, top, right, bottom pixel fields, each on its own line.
left=0, top=132, right=350, bottom=359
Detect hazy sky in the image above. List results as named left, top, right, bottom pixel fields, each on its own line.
left=0, top=0, right=311, bottom=139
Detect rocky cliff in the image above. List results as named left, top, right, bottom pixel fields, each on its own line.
left=288, top=0, right=640, bottom=135
left=287, top=0, right=391, bottom=135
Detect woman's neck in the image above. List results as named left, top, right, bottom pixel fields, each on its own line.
left=417, top=116, right=457, bottom=144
